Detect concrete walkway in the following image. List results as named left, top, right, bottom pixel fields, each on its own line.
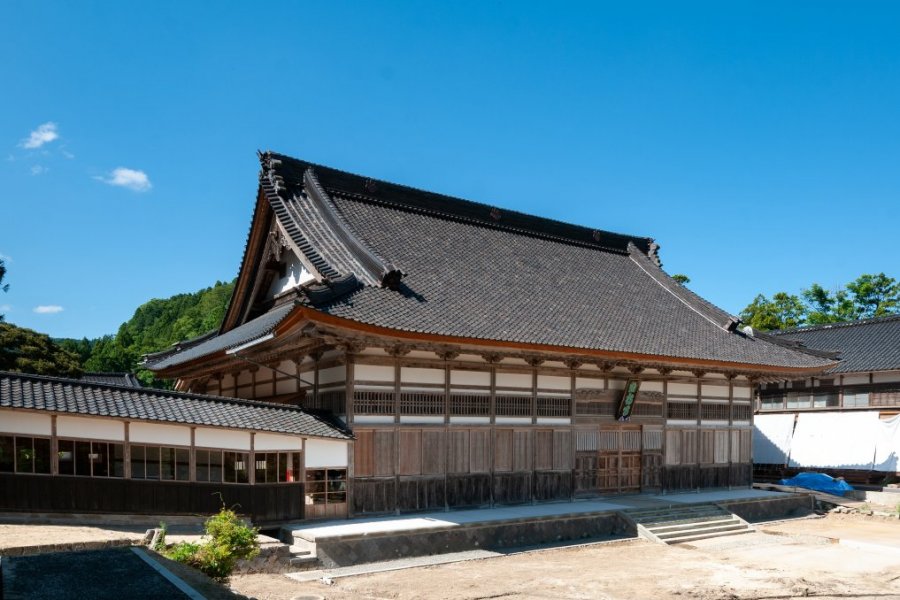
left=286, top=488, right=783, bottom=541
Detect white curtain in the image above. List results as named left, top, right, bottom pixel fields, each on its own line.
left=753, top=413, right=796, bottom=465
left=873, top=413, right=900, bottom=473
left=789, top=412, right=880, bottom=470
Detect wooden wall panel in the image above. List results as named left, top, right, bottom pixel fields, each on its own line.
left=469, top=429, right=491, bottom=473
left=422, top=430, right=446, bottom=475
left=493, top=429, right=513, bottom=472
left=374, top=430, right=396, bottom=477
left=730, top=430, right=741, bottom=462
left=553, top=430, right=573, bottom=471
left=354, top=430, right=375, bottom=477
left=513, top=430, right=533, bottom=472
left=699, top=430, right=715, bottom=464
left=449, top=430, right=469, bottom=474
left=399, top=430, right=422, bottom=476
left=681, top=429, right=698, bottom=465
left=534, top=430, right=553, bottom=471
left=714, top=430, right=729, bottom=464
left=665, top=430, right=681, bottom=465
left=739, top=429, right=752, bottom=463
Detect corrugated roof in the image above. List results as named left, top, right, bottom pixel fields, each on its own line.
left=0, top=371, right=351, bottom=439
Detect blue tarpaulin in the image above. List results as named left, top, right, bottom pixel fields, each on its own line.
left=780, top=472, right=855, bottom=496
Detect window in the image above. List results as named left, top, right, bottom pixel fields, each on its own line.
left=305, top=469, right=347, bottom=505
left=195, top=450, right=249, bottom=483
left=196, top=449, right=224, bottom=483
left=760, top=396, right=784, bottom=410
left=254, top=452, right=301, bottom=483
left=130, top=445, right=189, bottom=481
left=813, top=392, right=839, bottom=408
left=785, top=393, right=811, bottom=409
left=843, top=391, right=870, bottom=408
left=58, top=440, right=123, bottom=478
left=0, top=435, right=51, bottom=474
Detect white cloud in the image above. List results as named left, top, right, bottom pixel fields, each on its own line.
left=30, top=165, right=48, bottom=175
left=21, top=122, right=59, bottom=149
left=95, top=167, right=152, bottom=192
left=33, top=305, right=64, bottom=314
left=0, top=305, right=11, bottom=313
left=61, top=149, right=75, bottom=159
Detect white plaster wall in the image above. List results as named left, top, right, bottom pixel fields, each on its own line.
left=355, top=364, right=394, bottom=382
left=641, top=381, right=664, bottom=393
left=400, top=367, right=445, bottom=385
left=268, top=248, right=316, bottom=297
left=195, top=427, right=250, bottom=450
left=536, top=417, right=571, bottom=425
left=130, top=422, right=191, bottom=446
left=275, top=377, right=296, bottom=395
left=701, top=384, right=730, bottom=398
left=668, top=382, right=697, bottom=396
left=237, top=370, right=253, bottom=386
left=0, top=411, right=51, bottom=436
left=607, top=378, right=628, bottom=391
left=733, top=386, right=752, bottom=400
left=537, top=375, right=570, bottom=390
left=306, top=439, right=348, bottom=467
left=352, top=415, right=395, bottom=424
left=575, top=377, right=605, bottom=390
left=843, top=375, right=869, bottom=385
left=873, top=372, right=900, bottom=384
left=254, top=432, right=303, bottom=451
left=399, top=416, right=444, bottom=424
left=319, top=365, right=347, bottom=385
left=450, top=369, right=490, bottom=386
left=57, top=416, right=124, bottom=441
left=496, top=372, right=531, bottom=388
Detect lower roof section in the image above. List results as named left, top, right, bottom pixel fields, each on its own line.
left=0, top=371, right=351, bottom=440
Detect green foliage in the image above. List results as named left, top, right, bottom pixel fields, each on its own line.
left=671, top=274, right=691, bottom=286
left=52, top=279, right=234, bottom=384
left=165, top=541, right=201, bottom=563
left=740, top=292, right=806, bottom=332
left=741, top=273, right=900, bottom=331
left=163, top=505, right=259, bottom=581
left=0, top=323, right=83, bottom=377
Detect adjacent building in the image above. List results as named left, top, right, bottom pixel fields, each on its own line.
left=754, top=315, right=900, bottom=483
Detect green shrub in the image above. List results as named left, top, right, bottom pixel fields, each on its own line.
left=165, top=541, right=201, bottom=564
left=162, top=505, right=259, bottom=581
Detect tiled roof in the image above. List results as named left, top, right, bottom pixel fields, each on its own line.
left=79, top=372, right=143, bottom=388
left=147, top=152, right=837, bottom=372
left=772, top=315, right=900, bottom=374
left=0, top=371, right=351, bottom=439
left=144, top=302, right=295, bottom=370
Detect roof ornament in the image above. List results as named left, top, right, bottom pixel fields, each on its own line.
left=592, top=230, right=602, bottom=243
left=364, top=178, right=379, bottom=194
left=490, top=207, right=502, bottom=221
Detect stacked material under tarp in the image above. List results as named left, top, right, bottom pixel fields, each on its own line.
left=753, top=413, right=796, bottom=465
left=754, top=411, right=900, bottom=472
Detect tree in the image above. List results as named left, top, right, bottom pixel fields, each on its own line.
left=0, top=259, right=8, bottom=322
left=802, top=283, right=856, bottom=325
left=671, top=274, right=691, bottom=286
left=0, top=323, right=82, bottom=377
left=739, top=292, right=806, bottom=332
left=845, top=273, right=900, bottom=318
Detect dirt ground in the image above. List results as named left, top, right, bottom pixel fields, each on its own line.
left=229, top=513, right=900, bottom=600
left=0, top=523, right=202, bottom=551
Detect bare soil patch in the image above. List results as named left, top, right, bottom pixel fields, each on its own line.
left=229, top=513, right=900, bottom=600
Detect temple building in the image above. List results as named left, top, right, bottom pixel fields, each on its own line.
left=141, top=152, right=836, bottom=518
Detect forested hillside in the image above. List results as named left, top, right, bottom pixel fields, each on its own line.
left=0, top=280, right=235, bottom=386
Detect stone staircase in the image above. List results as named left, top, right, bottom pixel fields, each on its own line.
left=287, top=537, right=320, bottom=570
left=620, top=503, right=753, bottom=545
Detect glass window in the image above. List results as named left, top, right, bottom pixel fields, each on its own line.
left=145, top=446, right=161, bottom=480
left=58, top=439, right=74, bottom=475
left=92, top=442, right=109, bottom=477
left=305, top=468, right=347, bottom=505
left=74, top=441, right=91, bottom=476
left=210, top=450, right=223, bottom=482
left=112, top=444, right=125, bottom=478
left=131, top=444, right=146, bottom=479
left=0, top=436, right=15, bottom=472
left=224, top=452, right=249, bottom=483
left=33, top=438, right=51, bottom=474
left=161, top=447, right=175, bottom=481
left=175, top=448, right=189, bottom=481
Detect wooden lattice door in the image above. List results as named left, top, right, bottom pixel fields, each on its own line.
left=576, top=427, right=643, bottom=494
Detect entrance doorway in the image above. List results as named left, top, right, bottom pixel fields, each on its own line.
left=575, top=427, right=642, bottom=495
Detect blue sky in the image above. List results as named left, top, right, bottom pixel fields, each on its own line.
left=2, top=2, right=899, bottom=339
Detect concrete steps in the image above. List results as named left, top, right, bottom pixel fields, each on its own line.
left=285, top=535, right=321, bottom=571
left=623, top=503, right=753, bottom=545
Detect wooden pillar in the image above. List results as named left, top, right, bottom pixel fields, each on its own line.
left=50, top=415, right=58, bottom=476
left=189, top=426, right=196, bottom=482
left=123, top=421, right=131, bottom=479
left=249, top=432, right=256, bottom=485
